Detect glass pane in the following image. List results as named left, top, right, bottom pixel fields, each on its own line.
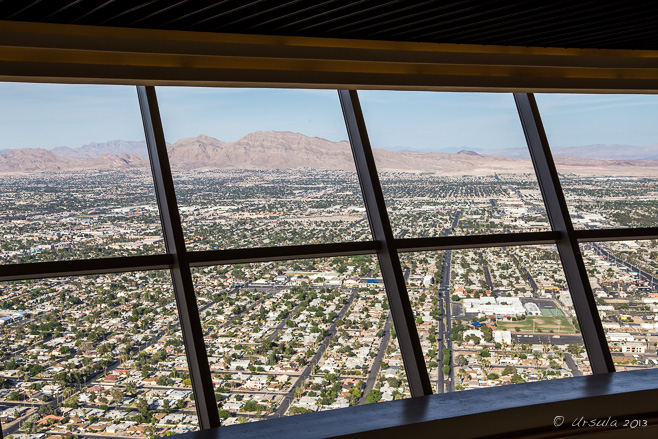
left=535, top=94, right=658, bottom=229
left=0, top=271, right=199, bottom=436
left=358, top=91, right=549, bottom=238
left=0, top=83, right=164, bottom=264
left=581, top=240, right=658, bottom=370
left=191, top=255, right=409, bottom=427
left=402, top=246, right=589, bottom=394
left=156, top=88, right=371, bottom=250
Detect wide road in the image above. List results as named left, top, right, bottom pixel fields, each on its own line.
left=437, top=210, right=460, bottom=394
left=564, top=352, right=583, bottom=377
left=271, top=288, right=357, bottom=417
left=508, top=251, right=538, bottom=293
left=357, top=315, right=392, bottom=405
left=590, top=243, right=658, bottom=289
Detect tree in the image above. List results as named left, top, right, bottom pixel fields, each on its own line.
left=218, top=409, right=231, bottom=419
left=162, top=399, right=172, bottom=414
left=481, top=326, right=493, bottom=342
left=126, top=382, right=137, bottom=395
left=136, top=398, right=150, bottom=417
left=29, top=364, right=45, bottom=377
left=510, top=373, right=526, bottom=384
left=387, top=377, right=399, bottom=388
left=502, top=365, right=516, bottom=376
left=110, top=388, right=123, bottom=404
left=0, top=377, right=11, bottom=389
left=365, top=389, right=381, bottom=404
left=242, top=400, right=264, bottom=412
left=442, top=364, right=450, bottom=376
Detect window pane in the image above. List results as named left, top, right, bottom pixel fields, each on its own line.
left=0, top=271, right=199, bottom=436
left=358, top=91, right=549, bottom=238
left=402, top=246, right=589, bottom=394
left=535, top=94, right=658, bottom=229
left=191, top=256, right=409, bottom=426
left=0, top=83, right=164, bottom=264
left=581, top=240, right=658, bottom=369
left=156, top=88, right=371, bottom=250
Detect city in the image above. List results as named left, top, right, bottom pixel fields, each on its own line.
left=1, top=154, right=656, bottom=438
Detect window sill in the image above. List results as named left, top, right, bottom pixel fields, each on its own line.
left=173, top=369, right=658, bottom=438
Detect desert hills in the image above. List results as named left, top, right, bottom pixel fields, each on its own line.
left=1, top=131, right=657, bottom=177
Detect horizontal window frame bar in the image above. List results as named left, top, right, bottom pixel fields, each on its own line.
left=187, top=241, right=381, bottom=267
left=396, top=231, right=561, bottom=252
left=574, top=227, right=658, bottom=242
left=0, top=254, right=174, bottom=281
left=2, top=227, right=656, bottom=281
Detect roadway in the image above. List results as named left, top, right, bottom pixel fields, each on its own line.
left=590, top=243, right=658, bottom=289
left=271, top=288, right=357, bottom=417
left=437, top=210, right=460, bottom=394
left=357, top=316, right=392, bottom=405
left=479, top=251, right=494, bottom=291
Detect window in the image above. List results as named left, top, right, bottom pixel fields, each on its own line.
left=359, top=91, right=549, bottom=238
left=156, top=88, right=370, bottom=251
left=535, top=94, right=658, bottom=230
left=1, top=84, right=655, bottom=435
left=0, top=84, right=164, bottom=265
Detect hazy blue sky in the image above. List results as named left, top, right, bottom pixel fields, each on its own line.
left=0, top=82, right=656, bottom=152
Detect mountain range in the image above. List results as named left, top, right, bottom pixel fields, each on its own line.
left=481, top=144, right=658, bottom=161
left=1, top=131, right=657, bottom=177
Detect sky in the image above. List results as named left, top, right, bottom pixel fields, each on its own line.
left=0, top=82, right=656, bottom=152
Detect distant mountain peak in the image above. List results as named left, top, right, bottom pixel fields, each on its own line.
left=195, top=133, right=219, bottom=142
left=456, top=150, right=482, bottom=157
left=52, top=139, right=148, bottom=159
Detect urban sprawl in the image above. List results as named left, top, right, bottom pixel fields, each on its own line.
left=0, top=168, right=656, bottom=438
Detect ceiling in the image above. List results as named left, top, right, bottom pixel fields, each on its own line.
left=1, top=1, right=657, bottom=50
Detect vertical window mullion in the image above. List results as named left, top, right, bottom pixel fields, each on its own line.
left=338, top=89, right=432, bottom=396
left=514, top=92, right=615, bottom=374
left=137, top=86, right=220, bottom=429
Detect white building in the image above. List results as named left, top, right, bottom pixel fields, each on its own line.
left=493, top=330, right=512, bottom=344
left=463, top=297, right=526, bottom=319
left=523, top=302, right=541, bottom=316
left=607, top=332, right=635, bottom=342
left=621, top=342, right=646, bottom=354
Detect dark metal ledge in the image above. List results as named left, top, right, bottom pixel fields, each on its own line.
left=187, top=241, right=381, bottom=267
left=0, top=254, right=173, bottom=281
left=173, top=369, right=658, bottom=439
left=575, top=227, right=658, bottom=243
left=396, top=231, right=561, bottom=252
